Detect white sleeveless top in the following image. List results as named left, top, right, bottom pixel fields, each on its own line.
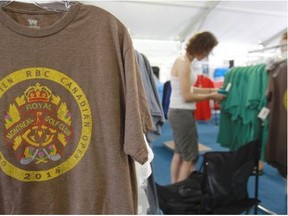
left=169, top=68, right=198, bottom=110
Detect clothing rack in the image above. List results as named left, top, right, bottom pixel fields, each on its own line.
left=256, top=118, right=278, bottom=215
left=258, top=205, right=277, bottom=215
left=256, top=59, right=287, bottom=215
left=218, top=64, right=285, bottom=214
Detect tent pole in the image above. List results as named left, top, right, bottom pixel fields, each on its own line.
left=248, top=45, right=281, bottom=53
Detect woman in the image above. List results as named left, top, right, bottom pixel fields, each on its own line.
left=168, top=31, right=226, bottom=183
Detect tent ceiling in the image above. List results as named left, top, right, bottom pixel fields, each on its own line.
left=83, top=0, right=287, bottom=47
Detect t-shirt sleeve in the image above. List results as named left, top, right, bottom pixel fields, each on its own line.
left=121, top=35, right=154, bottom=165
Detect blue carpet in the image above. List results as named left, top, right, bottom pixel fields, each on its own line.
left=152, top=119, right=287, bottom=215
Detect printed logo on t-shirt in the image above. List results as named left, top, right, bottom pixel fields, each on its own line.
left=4, top=83, right=72, bottom=165
left=0, top=68, right=92, bottom=182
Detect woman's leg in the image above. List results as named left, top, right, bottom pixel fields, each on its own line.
left=171, top=153, right=182, bottom=184
left=171, top=155, right=196, bottom=183
left=176, top=160, right=195, bottom=183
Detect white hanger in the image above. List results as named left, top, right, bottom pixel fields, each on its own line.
left=0, top=0, right=73, bottom=12
left=0, top=1, right=11, bottom=7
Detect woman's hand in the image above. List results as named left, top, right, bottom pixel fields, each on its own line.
left=209, top=92, right=226, bottom=101
left=210, top=88, right=219, bottom=93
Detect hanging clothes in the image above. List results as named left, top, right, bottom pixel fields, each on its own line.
left=135, top=51, right=165, bottom=143
left=0, top=2, right=153, bottom=214
left=135, top=51, right=165, bottom=214
left=162, top=80, right=171, bottom=119
left=194, top=75, right=214, bottom=121
left=217, top=64, right=269, bottom=160
left=135, top=135, right=154, bottom=214
left=265, top=59, right=287, bottom=177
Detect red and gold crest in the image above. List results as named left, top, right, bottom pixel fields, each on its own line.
left=4, top=83, right=73, bottom=165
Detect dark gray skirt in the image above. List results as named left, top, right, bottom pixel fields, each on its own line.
left=168, top=108, right=198, bottom=162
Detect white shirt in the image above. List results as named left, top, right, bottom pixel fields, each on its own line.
left=169, top=65, right=197, bottom=110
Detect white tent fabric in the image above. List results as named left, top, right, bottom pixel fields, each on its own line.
left=83, top=1, right=287, bottom=81
left=84, top=1, right=287, bottom=46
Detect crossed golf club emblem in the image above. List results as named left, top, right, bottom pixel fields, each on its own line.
left=20, top=148, right=61, bottom=165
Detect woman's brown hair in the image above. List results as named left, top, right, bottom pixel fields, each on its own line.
left=186, top=31, right=218, bottom=56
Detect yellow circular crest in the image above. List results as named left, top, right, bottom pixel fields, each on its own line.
left=0, top=68, right=92, bottom=182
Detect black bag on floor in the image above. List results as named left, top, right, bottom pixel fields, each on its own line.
left=156, top=171, right=207, bottom=214
left=156, top=140, right=260, bottom=215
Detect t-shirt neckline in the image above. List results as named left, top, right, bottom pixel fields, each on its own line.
left=0, top=1, right=81, bottom=37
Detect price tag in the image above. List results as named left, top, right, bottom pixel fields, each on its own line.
left=225, top=83, right=232, bottom=92
left=258, top=107, right=270, bottom=120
